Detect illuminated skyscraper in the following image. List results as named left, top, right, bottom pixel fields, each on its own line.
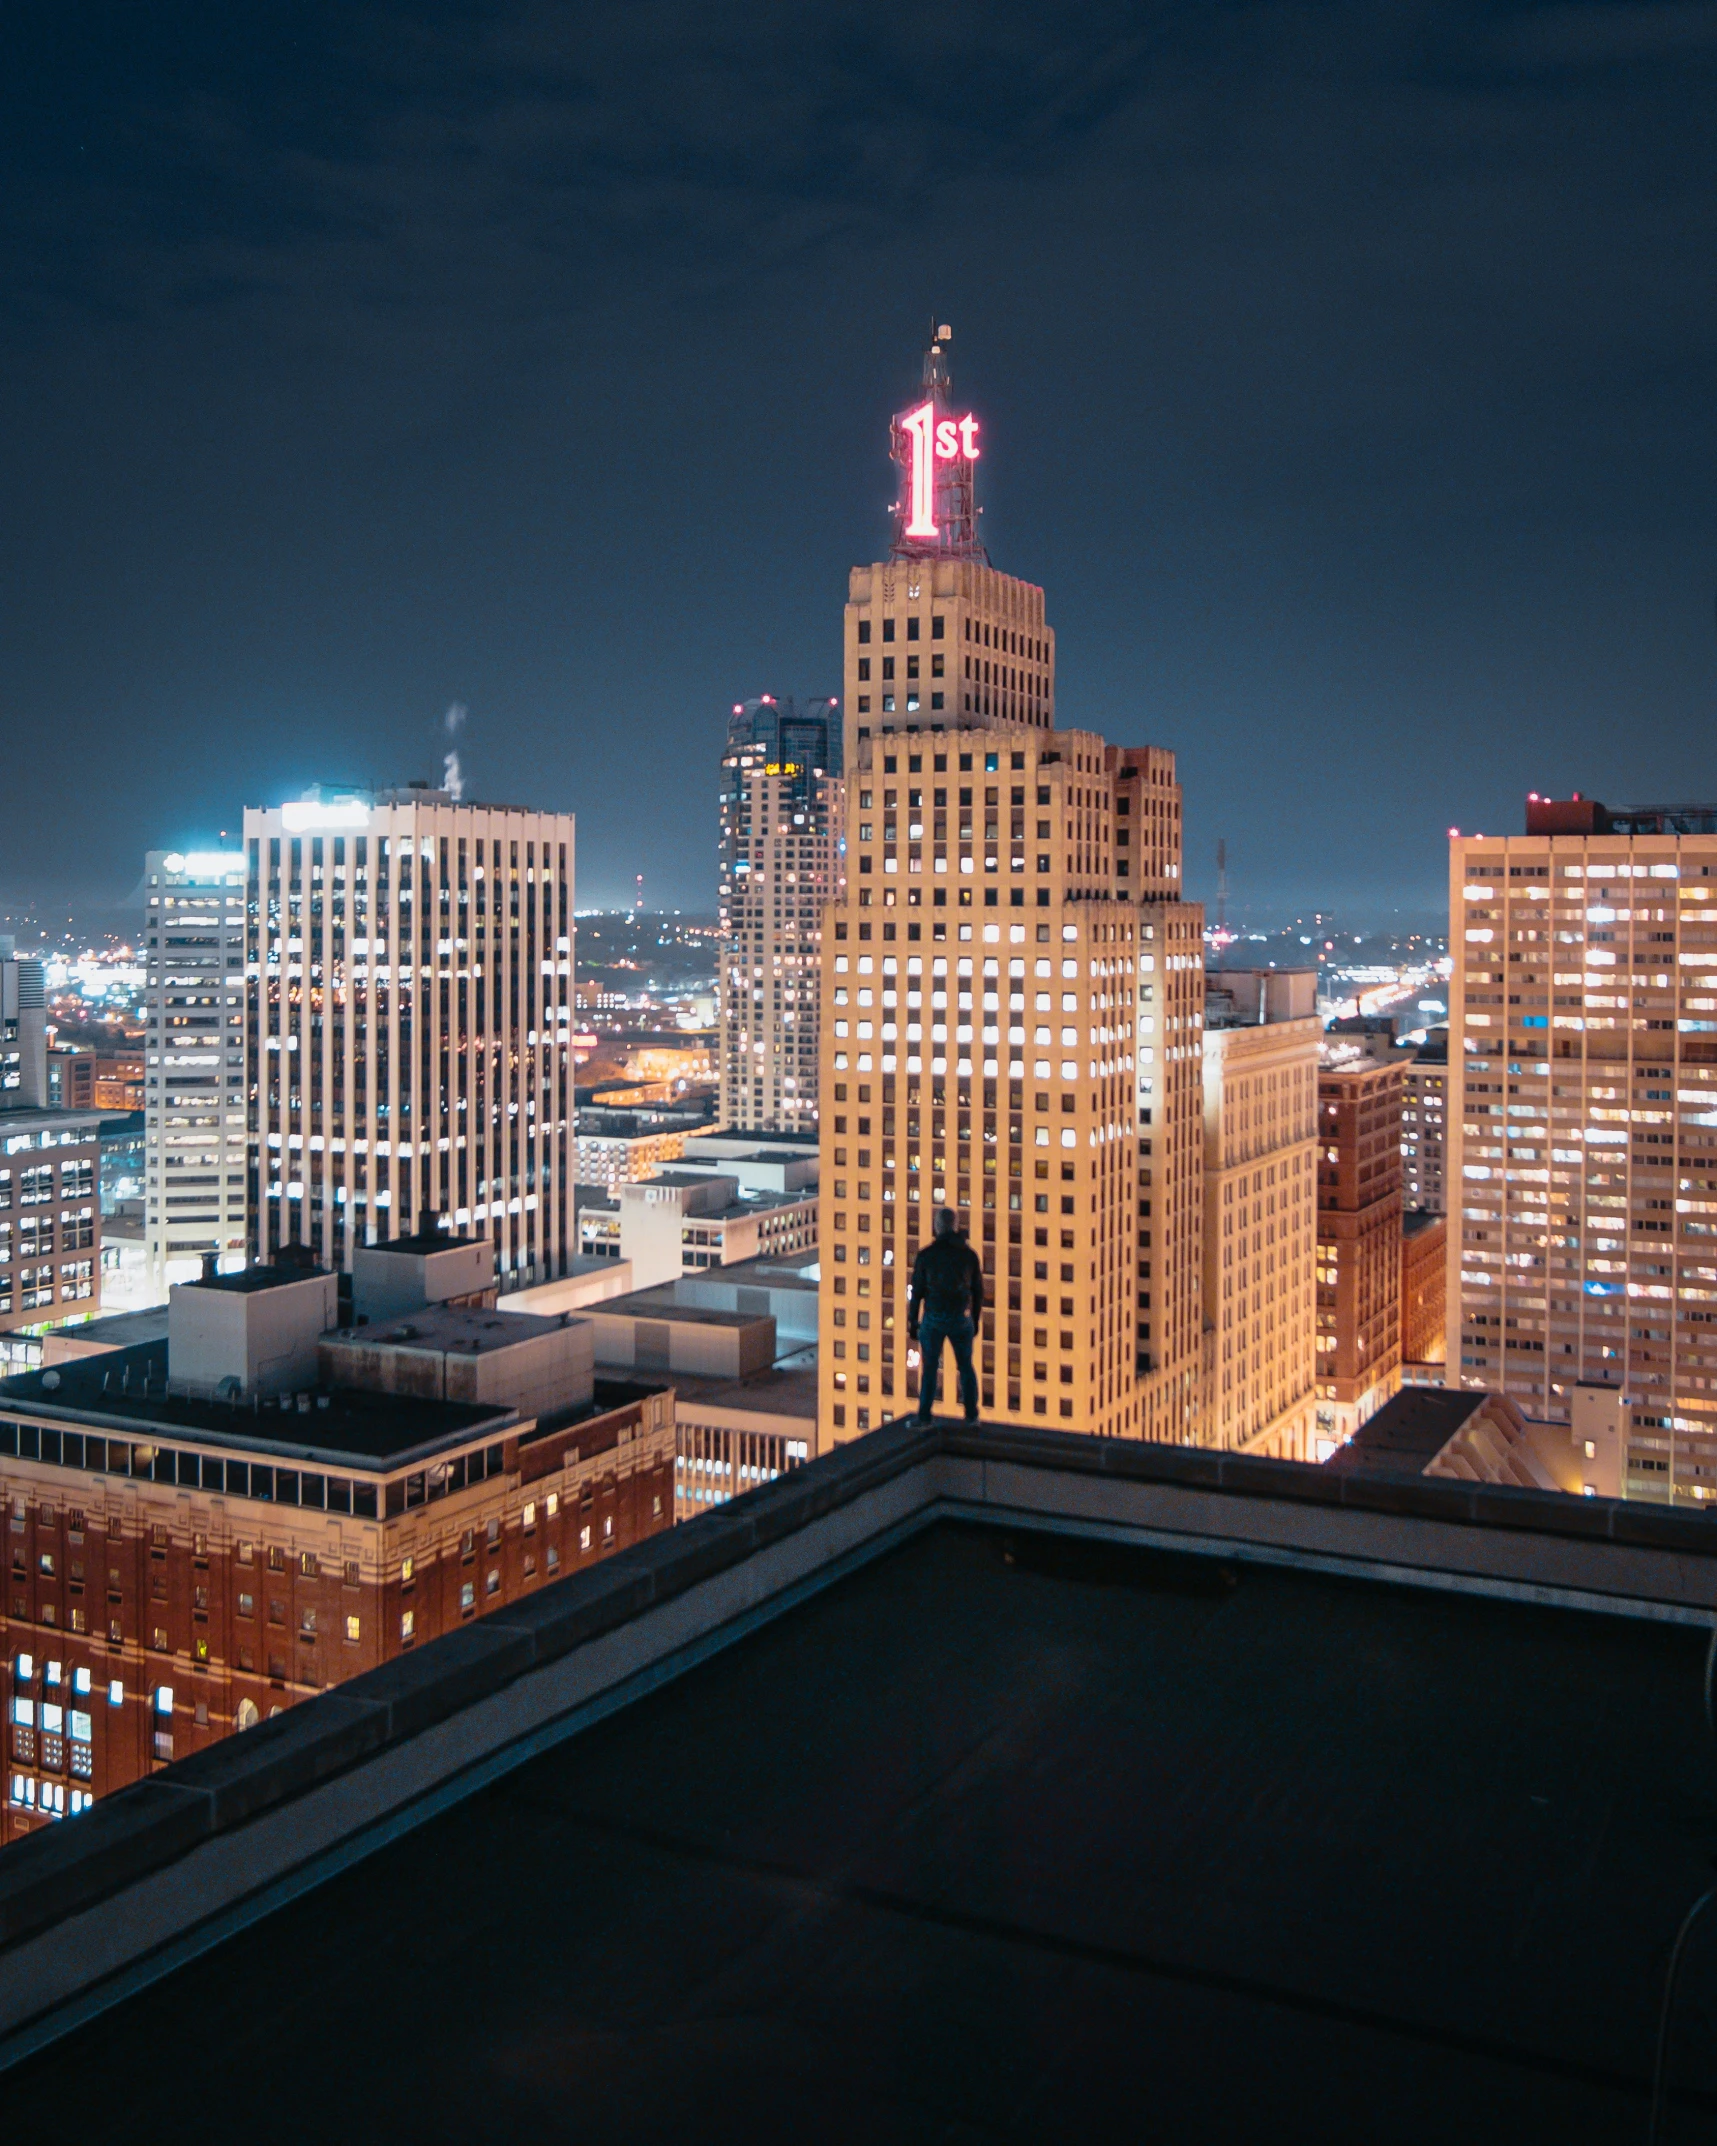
left=718, top=697, right=841, bottom=1134
left=143, top=849, right=249, bottom=1293
left=1447, top=795, right=1717, bottom=1501
left=1200, top=971, right=1321, bottom=1457
left=244, top=787, right=577, bottom=1289
left=819, top=331, right=1195, bottom=1441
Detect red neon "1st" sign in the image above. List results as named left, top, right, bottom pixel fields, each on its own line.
left=900, top=401, right=981, bottom=540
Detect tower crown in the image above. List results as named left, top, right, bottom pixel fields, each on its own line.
left=890, top=324, right=986, bottom=563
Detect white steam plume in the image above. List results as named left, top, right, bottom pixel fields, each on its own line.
left=441, top=703, right=467, bottom=799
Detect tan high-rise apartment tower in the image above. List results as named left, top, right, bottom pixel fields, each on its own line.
left=1447, top=795, right=1717, bottom=1502
left=1199, top=970, right=1321, bottom=1457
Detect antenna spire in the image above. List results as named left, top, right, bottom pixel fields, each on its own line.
left=923, top=321, right=953, bottom=399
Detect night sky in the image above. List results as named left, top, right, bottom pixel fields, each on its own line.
left=4, top=3, right=1714, bottom=929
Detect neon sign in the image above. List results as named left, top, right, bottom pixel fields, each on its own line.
left=899, top=401, right=980, bottom=540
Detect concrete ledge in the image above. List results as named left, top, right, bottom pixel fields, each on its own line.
left=938, top=1421, right=1717, bottom=1554
left=0, top=1785, right=212, bottom=1952
left=159, top=1697, right=392, bottom=1834
left=478, top=1562, right=660, bottom=1671
left=0, top=1415, right=1714, bottom=2055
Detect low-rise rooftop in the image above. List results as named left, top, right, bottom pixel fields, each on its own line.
left=0, top=1343, right=513, bottom=1470
left=1324, top=1385, right=1489, bottom=1478
left=670, top=1353, right=819, bottom=1423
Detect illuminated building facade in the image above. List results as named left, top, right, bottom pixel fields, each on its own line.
left=1447, top=796, right=1717, bottom=1501
left=1315, top=1057, right=1406, bottom=1445
left=1402, top=1028, right=1449, bottom=1213
left=144, top=850, right=249, bottom=1294
left=0, top=1240, right=671, bottom=1839
left=244, top=789, right=577, bottom=1289
left=0, top=1111, right=101, bottom=1345
left=819, top=331, right=1189, bottom=1442
left=718, top=697, right=841, bottom=1134
left=1, top=951, right=102, bottom=1347
left=1200, top=981, right=1321, bottom=1458
left=1136, top=900, right=1207, bottom=1443
left=1401, top=1208, right=1448, bottom=1376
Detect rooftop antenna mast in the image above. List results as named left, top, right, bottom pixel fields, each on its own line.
left=1216, top=839, right=1228, bottom=936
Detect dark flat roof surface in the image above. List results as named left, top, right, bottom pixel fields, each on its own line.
left=11, top=1521, right=1716, bottom=2142
left=0, top=1343, right=510, bottom=1467
left=671, top=1355, right=819, bottom=1419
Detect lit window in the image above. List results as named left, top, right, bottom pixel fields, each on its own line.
left=14, top=1655, right=32, bottom=1682
left=459, top=1582, right=475, bottom=1615
left=522, top=1502, right=536, bottom=1532
left=400, top=1609, right=415, bottom=1643
left=579, top=1526, right=592, bottom=1553
left=545, top=1492, right=559, bottom=1519
left=71, top=1667, right=89, bottom=1697
left=154, top=1685, right=173, bottom=1717
left=107, top=1679, right=123, bottom=1707
left=401, top=1555, right=414, bottom=1585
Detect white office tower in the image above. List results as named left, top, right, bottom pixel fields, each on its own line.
left=244, top=787, right=577, bottom=1289
left=144, top=850, right=249, bottom=1292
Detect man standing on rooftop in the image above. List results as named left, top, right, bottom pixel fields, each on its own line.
left=909, top=1208, right=984, bottom=1423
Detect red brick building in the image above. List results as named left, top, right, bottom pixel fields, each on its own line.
left=1315, top=1059, right=1405, bottom=1446
left=0, top=1241, right=672, bottom=1840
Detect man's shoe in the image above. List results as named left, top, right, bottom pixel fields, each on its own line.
left=914, top=1410, right=935, bottom=1424
left=964, top=1410, right=981, bottom=1424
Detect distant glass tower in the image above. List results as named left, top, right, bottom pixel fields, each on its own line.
left=718, top=697, right=842, bottom=1134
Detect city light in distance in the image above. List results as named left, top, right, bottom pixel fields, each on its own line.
left=281, top=800, right=371, bottom=832
left=161, top=852, right=245, bottom=876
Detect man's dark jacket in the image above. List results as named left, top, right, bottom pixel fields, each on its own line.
left=908, top=1231, right=985, bottom=1335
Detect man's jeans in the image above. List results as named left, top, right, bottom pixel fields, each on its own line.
left=915, top=1313, right=979, bottom=1421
